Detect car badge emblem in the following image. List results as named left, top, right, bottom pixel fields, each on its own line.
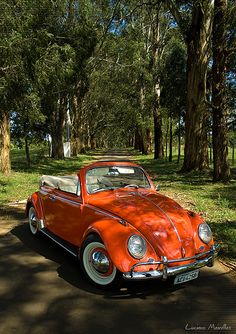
left=181, top=247, right=186, bottom=258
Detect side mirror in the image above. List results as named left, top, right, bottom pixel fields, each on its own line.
left=156, top=184, right=161, bottom=191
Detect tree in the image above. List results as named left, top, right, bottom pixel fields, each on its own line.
left=167, top=0, right=214, bottom=171
left=212, top=0, right=231, bottom=181
left=0, top=0, right=27, bottom=174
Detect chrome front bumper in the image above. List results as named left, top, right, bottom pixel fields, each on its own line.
left=123, top=243, right=221, bottom=281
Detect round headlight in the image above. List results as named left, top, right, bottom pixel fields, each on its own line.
left=198, top=223, right=213, bottom=244
left=128, top=234, right=146, bottom=259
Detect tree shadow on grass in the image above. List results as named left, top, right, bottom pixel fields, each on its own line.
left=209, top=220, right=236, bottom=260
left=11, top=155, right=95, bottom=175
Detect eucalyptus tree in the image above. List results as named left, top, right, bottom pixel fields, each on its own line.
left=123, top=1, right=174, bottom=156
left=33, top=0, right=96, bottom=159
left=0, top=0, right=19, bottom=174
left=211, top=0, right=236, bottom=181
left=212, top=0, right=230, bottom=181
left=166, top=0, right=214, bottom=171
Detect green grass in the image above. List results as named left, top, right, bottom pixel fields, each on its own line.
left=0, top=146, right=235, bottom=260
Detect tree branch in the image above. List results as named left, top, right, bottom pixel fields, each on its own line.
left=97, top=0, right=121, bottom=52
left=164, top=0, right=188, bottom=40
left=126, top=1, right=161, bottom=18
left=165, top=0, right=183, bottom=27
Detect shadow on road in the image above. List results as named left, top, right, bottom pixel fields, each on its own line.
left=0, top=213, right=235, bottom=334
left=11, top=223, right=185, bottom=298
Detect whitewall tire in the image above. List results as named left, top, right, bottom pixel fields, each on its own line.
left=28, top=206, right=39, bottom=236
left=81, top=235, right=122, bottom=289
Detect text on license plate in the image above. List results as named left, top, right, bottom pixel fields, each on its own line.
left=174, top=270, right=199, bottom=285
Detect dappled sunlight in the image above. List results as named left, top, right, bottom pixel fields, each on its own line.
left=0, top=210, right=234, bottom=333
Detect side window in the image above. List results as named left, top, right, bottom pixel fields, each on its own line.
left=40, top=175, right=80, bottom=196
left=58, top=180, right=77, bottom=194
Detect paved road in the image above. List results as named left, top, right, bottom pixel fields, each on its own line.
left=0, top=206, right=235, bottom=334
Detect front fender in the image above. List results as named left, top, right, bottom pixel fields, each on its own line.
left=83, top=219, right=159, bottom=273
left=188, top=211, right=214, bottom=251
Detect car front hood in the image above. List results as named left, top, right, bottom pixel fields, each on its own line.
left=88, top=189, right=197, bottom=260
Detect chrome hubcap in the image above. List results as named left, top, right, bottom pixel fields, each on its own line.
left=91, top=251, right=110, bottom=274
left=31, top=216, right=37, bottom=228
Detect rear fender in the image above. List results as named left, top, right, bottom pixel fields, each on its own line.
left=26, top=192, right=44, bottom=221
left=83, top=219, right=159, bottom=273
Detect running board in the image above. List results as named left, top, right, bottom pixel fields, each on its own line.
left=40, top=228, right=79, bottom=257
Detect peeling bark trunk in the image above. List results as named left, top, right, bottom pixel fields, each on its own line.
left=181, top=1, right=214, bottom=171
left=212, top=0, right=230, bottom=182
left=0, top=111, right=11, bottom=174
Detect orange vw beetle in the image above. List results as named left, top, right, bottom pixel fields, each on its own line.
left=26, top=161, right=220, bottom=289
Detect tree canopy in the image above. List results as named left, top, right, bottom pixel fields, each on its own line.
left=0, top=0, right=235, bottom=181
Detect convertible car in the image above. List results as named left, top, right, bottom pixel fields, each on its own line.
left=27, top=161, right=220, bottom=289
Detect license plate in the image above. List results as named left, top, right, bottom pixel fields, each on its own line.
left=174, top=270, right=199, bottom=285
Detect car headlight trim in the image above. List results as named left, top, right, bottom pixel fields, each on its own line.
left=128, top=234, right=146, bottom=259
left=198, top=223, right=213, bottom=244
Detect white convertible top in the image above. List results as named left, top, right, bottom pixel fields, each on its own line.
left=40, top=175, right=78, bottom=194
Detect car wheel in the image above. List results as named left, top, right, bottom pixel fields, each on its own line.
left=80, top=235, right=122, bottom=289
left=28, top=206, right=39, bottom=236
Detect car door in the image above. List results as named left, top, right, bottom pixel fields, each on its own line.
left=42, top=178, right=83, bottom=246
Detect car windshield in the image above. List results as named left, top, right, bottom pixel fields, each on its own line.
left=86, top=165, right=151, bottom=194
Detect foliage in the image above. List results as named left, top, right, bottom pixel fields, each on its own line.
left=0, top=0, right=235, bottom=180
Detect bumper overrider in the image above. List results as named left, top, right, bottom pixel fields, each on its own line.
left=123, top=243, right=221, bottom=280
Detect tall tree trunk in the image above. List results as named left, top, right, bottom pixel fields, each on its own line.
left=165, top=117, right=169, bottom=159
left=169, top=115, right=173, bottom=162
left=153, top=94, right=163, bottom=159
left=232, top=121, right=235, bottom=166
left=25, top=137, right=30, bottom=166
left=232, top=143, right=235, bottom=166
left=152, top=9, right=164, bottom=159
left=51, top=97, right=66, bottom=159
left=177, top=112, right=181, bottom=164
left=0, top=111, right=11, bottom=175
left=71, top=95, right=83, bottom=156
left=146, top=128, right=152, bottom=153
left=134, top=127, right=141, bottom=151
left=139, top=75, right=150, bottom=155
left=90, top=133, right=96, bottom=149
left=212, top=0, right=230, bottom=182
left=181, top=1, right=214, bottom=171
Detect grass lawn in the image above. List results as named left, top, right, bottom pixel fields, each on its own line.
left=0, top=146, right=235, bottom=261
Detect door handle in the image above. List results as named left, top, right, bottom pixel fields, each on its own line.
left=49, top=195, right=56, bottom=201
